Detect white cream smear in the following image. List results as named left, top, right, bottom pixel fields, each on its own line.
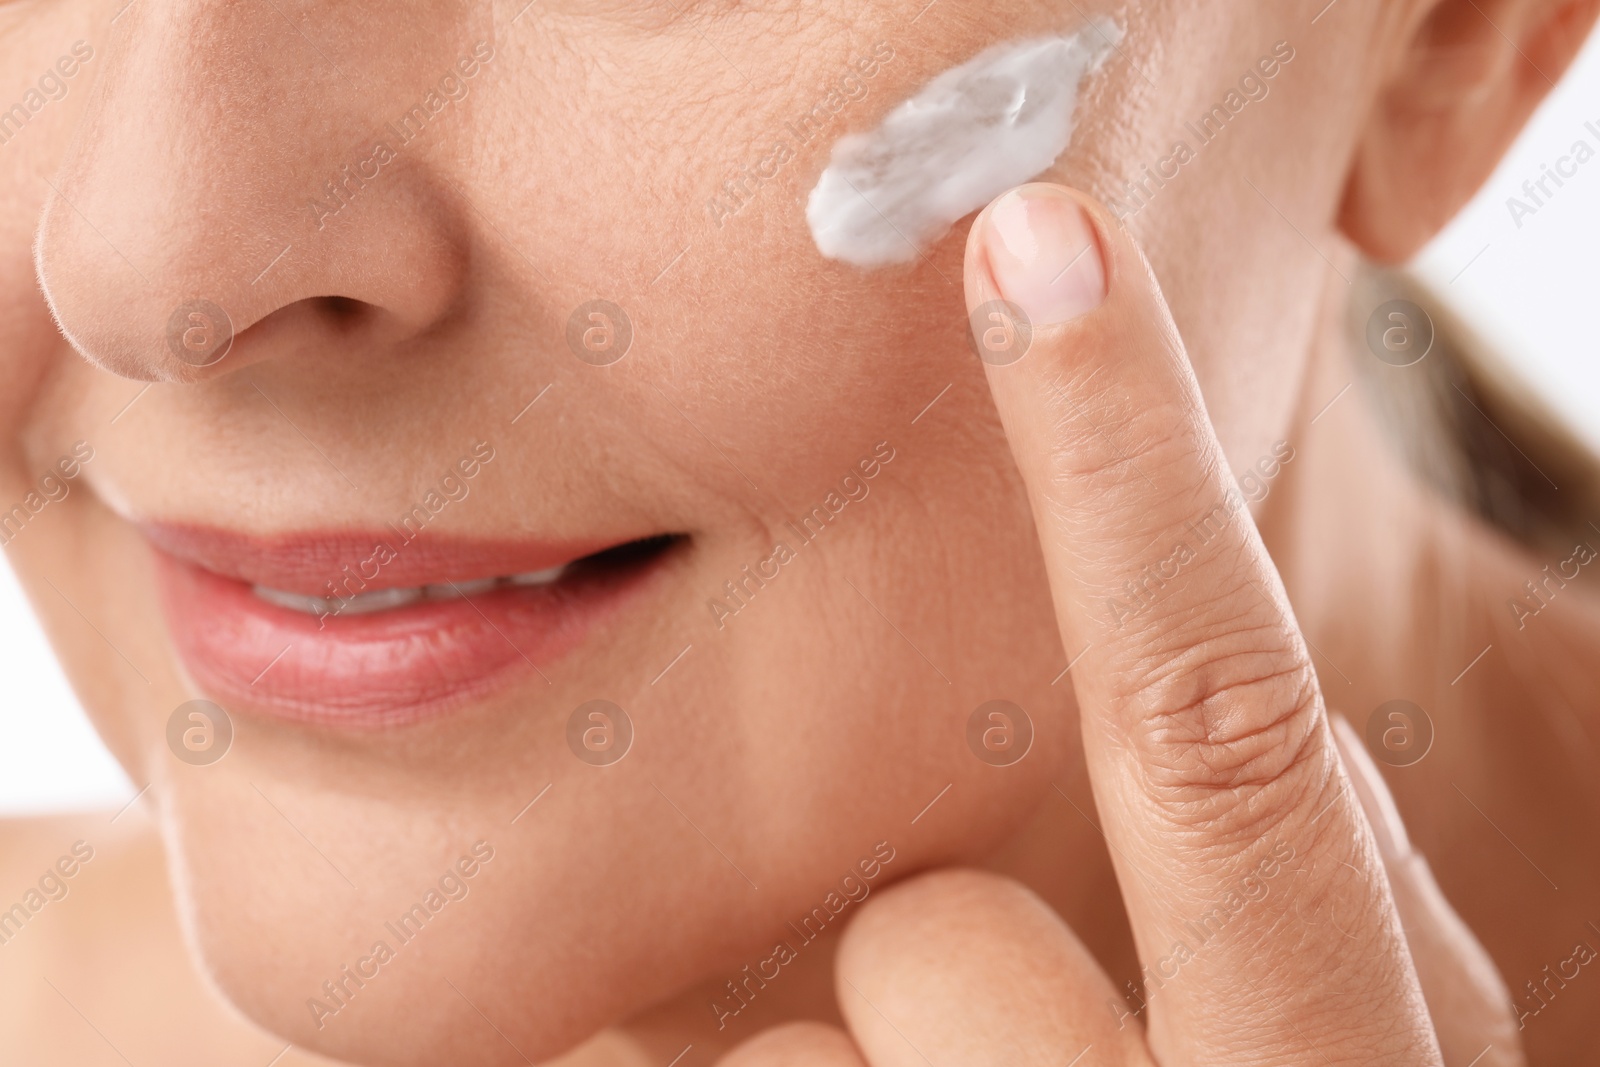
left=806, top=18, right=1122, bottom=268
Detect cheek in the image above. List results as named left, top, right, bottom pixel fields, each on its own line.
left=1055, top=3, right=1353, bottom=468
left=152, top=383, right=1076, bottom=1067
left=679, top=392, right=1081, bottom=864
left=480, top=13, right=1090, bottom=991
left=41, top=7, right=1341, bottom=1057
left=806, top=20, right=1122, bottom=268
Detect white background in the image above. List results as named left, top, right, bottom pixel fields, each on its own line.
left=2, top=32, right=1598, bottom=813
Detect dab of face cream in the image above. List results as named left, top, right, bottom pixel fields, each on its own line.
left=806, top=18, right=1121, bottom=268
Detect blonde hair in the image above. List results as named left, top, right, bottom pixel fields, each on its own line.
left=1350, top=265, right=1600, bottom=554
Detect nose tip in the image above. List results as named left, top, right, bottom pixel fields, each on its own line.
left=36, top=192, right=464, bottom=383
left=162, top=298, right=239, bottom=372
left=35, top=197, right=281, bottom=382
left=33, top=4, right=477, bottom=383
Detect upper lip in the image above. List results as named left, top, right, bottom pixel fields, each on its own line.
left=141, top=522, right=618, bottom=596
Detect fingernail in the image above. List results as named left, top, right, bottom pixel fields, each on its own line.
left=1330, top=714, right=1414, bottom=862
left=981, top=184, right=1107, bottom=327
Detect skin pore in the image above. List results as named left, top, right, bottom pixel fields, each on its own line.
left=2, top=0, right=1599, bottom=1064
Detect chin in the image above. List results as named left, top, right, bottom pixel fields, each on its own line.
left=175, top=849, right=670, bottom=1067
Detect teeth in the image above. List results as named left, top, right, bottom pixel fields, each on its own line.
left=252, top=566, right=567, bottom=616
left=253, top=587, right=340, bottom=615
left=339, top=587, right=426, bottom=614
left=509, top=565, right=565, bottom=586
left=424, top=578, right=499, bottom=600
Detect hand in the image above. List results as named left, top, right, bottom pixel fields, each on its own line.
left=719, top=184, right=1522, bottom=1067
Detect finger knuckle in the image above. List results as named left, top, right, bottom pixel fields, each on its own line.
left=1111, top=615, right=1328, bottom=843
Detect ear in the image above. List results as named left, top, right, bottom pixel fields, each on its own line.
left=1338, top=0, right=1600, bottom=262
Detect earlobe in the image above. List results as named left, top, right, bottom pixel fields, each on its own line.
left=1337, top=0, right=1600, bottom=263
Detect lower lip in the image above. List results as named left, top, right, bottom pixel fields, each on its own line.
left=152, top=546, right=669, bottom=728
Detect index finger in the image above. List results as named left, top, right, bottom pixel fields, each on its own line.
left=965, top=184, right=1441, bottom=1066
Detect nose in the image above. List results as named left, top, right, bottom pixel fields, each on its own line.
left=34, top=3, right=488, bottom=382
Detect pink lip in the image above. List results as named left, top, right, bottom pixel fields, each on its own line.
left=146, top=524, right=673, bottom=728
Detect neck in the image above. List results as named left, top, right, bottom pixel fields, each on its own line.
left=1260, top=263, right=1472, bottom=737
left=1263, top=264, right=1600, bottom=787
left=1256, top=267, right=1600, bottom=1060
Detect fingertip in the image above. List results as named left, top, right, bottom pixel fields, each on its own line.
left=833, top=869, right=1149, bottom=1067
left=965, top=183, right=1109, bottom=329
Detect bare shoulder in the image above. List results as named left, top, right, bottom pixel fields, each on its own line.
left=0, top=807, right=343, bottom=1066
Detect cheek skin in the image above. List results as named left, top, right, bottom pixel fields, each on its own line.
left=806, top=18, right=1122, bottom=267
left=6, top=5, right=1088, bottom=1062
left=0, top=0, right=1377, bottom=1062
left=158, top=414, right=1077, bottom=1066
left=1060, top=0, right=1367, bottom=469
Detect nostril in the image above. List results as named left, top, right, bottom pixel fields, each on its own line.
left=311, top=295, right=386, bottom=341
left=319, top=295, right=366, bottom=326
left=246, top=295, right=376, bottom=347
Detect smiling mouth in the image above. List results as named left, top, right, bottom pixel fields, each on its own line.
left=145, top=527, right=681, bottom=727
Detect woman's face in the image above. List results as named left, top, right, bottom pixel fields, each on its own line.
left=1, top=0, right=1387, bottom=1062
